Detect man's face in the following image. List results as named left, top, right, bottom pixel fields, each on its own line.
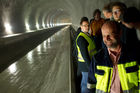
left=94, top=13, right=101, bottom=21
left=103, top=11, right=108, bottom=19
left=102, top=25, right=120, bottom=48
left=80, top=21, right=89, bottom=33
left=103, top=11, right=112, bottom=19
left=112, top=6, right=122, bottom=21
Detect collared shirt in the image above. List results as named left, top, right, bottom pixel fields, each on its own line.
left=108, top=46, right=123, bottom=93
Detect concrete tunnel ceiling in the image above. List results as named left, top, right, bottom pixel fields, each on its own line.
left=0, top=0, right=140, bottom=35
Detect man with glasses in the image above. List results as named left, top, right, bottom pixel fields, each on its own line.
left=111, top=2, right=138, bottom=48
left=111, top=2, right=127, bottom=23
left=76, top=17, right=97, bottom=93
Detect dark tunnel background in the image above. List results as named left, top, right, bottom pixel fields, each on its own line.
left=0, top=0, right=140, bottom=36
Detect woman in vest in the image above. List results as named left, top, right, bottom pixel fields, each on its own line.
left=76, top=17, right=97, bottom=93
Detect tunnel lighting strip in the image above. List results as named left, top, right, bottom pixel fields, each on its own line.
left=4, top=22, right=13, bottom=34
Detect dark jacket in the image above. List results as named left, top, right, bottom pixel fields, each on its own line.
left=88, top=44, right=139, bottom=93
left=120, top=23, right=139, bottom=47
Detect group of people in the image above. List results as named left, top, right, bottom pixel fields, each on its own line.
left=75, top=1, right=140, bottom=93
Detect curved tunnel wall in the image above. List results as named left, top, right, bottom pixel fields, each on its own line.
left=0, top=0, right=140, bottom=36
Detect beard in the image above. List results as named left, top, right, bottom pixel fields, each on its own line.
left=104, top=40, right=118, bottom=49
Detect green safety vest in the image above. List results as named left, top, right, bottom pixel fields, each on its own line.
left=76, top=32, right=97, bottom=62
left=95, top=61, right=139, bottom=93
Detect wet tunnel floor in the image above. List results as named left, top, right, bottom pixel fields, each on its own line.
left=0, top=26, right=71, bottom=93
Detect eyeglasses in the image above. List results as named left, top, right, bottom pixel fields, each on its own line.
left=113, top=9, right=121, bottom=14
left=82, top=24, right=89, bottom=27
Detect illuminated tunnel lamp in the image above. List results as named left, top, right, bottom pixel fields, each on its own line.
left=4, top=22, right=13, bottom=34
left=36, top=23, right=40, bottom=30
left=25, top=23, right=30, bottom=31
left=42, top=22, right=46, bottom=28
left=46, top=23, right=49, bottom=28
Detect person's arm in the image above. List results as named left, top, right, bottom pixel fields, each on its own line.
left=77, top=36, right=91, bottom=69
left=87, top=57, right=96, bottom=93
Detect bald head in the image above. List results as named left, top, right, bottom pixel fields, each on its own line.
left=101, top=21, right=121, bottom=49
left=102, top=21, right=121, bottom=35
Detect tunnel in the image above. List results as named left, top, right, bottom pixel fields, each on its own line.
left=0, top=0, right=140, bottom=93
left=0, top=0, right=140, bottom=36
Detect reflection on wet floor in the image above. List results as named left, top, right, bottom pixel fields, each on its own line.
left=0, top=26, right=71, bottom=93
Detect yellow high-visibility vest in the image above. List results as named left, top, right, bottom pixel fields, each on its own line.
left=95, top=61, right=139, bottom=93
left=76, top=32, right=97, bottom=62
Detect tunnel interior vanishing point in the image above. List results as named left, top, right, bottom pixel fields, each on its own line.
left=0, top=0, right=140, bottom=36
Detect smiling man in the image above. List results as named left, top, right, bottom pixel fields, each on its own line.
left=87, top=21, right=140, bottom=93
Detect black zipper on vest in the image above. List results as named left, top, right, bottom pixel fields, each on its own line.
left=107, top=69, right=111, bottom=92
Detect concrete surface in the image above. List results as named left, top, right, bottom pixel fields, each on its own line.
left=0, top=26, right=65, bottom=72
left=0, top=26, right=75, bottom=93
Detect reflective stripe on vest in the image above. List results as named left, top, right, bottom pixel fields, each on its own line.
left=122, top=86, right=138, bottom=93
left=96, top=88, right=138, bottom=93
left=76, top=32, right=97, bottom=62
left=95, top=61, right=139, bottom=93
left=118, top=61, right=138, bottom=91
left=96, top=89, right=109, bottom=93
left=138, top=66, right=140, bottom=85
left=87, top=83, right=96, bottom=89
left=95, top=66, right=113, bottom=93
